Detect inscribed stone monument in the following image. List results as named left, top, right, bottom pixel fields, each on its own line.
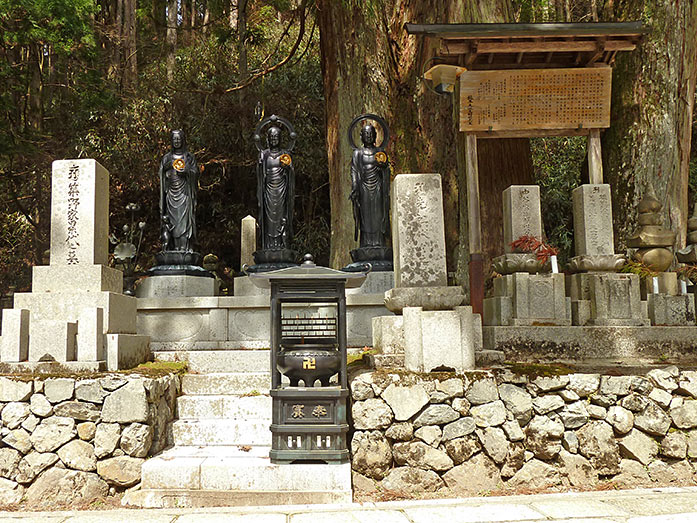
left=567, top=183, right=645, bottom=326
left=374, top=173, right=478, bottom=373
left=0, top=160, right=149, bottom=369
left=484, top=185, right=570, bottom=326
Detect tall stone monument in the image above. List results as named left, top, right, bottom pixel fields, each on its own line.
left=567, top=184, right=646, bottom=326
left=483, top=185, right=570, bottom=326
left=373, top=173, right=480, bottom=373
left=0, top=160, right=149, bottom=370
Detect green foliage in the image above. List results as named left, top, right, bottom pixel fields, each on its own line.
left=530, top=136, right=586, bottom=266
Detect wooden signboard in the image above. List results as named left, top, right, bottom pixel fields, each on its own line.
left=459, top=67, right=611, bottom=133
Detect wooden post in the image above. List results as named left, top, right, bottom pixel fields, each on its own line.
left=587, top=129, right=603, bottom=184
left=465, top=134, right=484, bottom=315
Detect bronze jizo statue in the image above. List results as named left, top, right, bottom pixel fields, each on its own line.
left=345, top=113, right=392, bottom=272
left=153, top=129, right=207, bottom=274
left=248, top=114, right=298, bottom=272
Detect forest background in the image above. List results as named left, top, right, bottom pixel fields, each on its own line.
left=0, top=0, right=695, bottom=296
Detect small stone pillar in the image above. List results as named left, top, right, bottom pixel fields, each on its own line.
left=629, top=185, right=694, bottom=325
left=567, top=184, right=646, bottom=326
left=483, top=185, right=570, bottom=326
left=373, top=173, right=480, bottom=373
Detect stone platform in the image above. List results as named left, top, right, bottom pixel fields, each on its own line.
left=137, top=294, right=392, bottom=351
left=483, top=325, right=697, bottom=364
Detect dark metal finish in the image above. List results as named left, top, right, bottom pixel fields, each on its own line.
left=250, top=254, right=367, bottom=464
left=248, top=115, right=298, bottom=273
left=150, top=130, right=209, bottom=276
left=404, top=22, right=646, bottom=38
left=345, top=114, right=393, bottom=272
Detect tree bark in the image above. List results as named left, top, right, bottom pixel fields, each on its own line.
left=166, top=0, right=177, bottom=82
left=602, top=1, right=697, bottom=251
left=123, top=0, right=138, bottom=89
left=237, top=0, right=249, bottom=81
left=317, top=0, right=533, bottom=283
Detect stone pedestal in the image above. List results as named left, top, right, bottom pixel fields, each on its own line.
left=647, top=294, right=696, bottom=326
left=403, top=306, right=480, bottom=373
left=568, top=273, right=647, bottom=326
left=0, top=160, right=149, bottom=370
left=483, top=273, right=570, bottom=326
left=640, top=272, right=679, bottom=299
left=234, top=276, right=269, bottom=296
left=345, top=271, right=394, bottom=295
left=0, top=309, right=29, bottom=362
left=240, top=215, right=257, bottom=270
left=136, top=274, right=217, bottom=298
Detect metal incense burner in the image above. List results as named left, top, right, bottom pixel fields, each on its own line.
left=249, top=254, right=368, bottom=464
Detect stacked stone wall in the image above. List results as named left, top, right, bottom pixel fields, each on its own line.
left=350, top=367, right=697, bottom=494
left=0, top=373, right=179, bottom=506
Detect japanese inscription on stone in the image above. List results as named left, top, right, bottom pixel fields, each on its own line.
left=66, top=164, right=81, bottom=264
left=459, top=68, right=612, bottom=132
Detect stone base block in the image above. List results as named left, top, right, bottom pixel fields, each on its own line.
left=484, top=273, right=570, bottom=326
left=137, top=275, right=217, bottom=298
left=0, top=361, right=106, bottom=373
left=648, top=294, right=696, bottom=326
left=233, top=276, right=269, bottom=296
left=106, top=334, right=150, bottom=371
left=0, top=309, right=29, bottom=362
left=403, top=306, right=481, bottom=373
left=384, top=286, right=465, bottom=313
left=641, top=272, right=679, bottom=299
left=77, top=307, right=104, bottom=361
left=346, top=271, right=394, bottom=295
left=29, top=320, right=77, bottom=362
left=32, top=264, right=123, bottom=293
left=484, top=325, right=697, bottom=365
left=14, top=291, right=136, bottom=334
left=569, top=273, right=645, bottom=326
left=371, top=315, right=404, bottom=356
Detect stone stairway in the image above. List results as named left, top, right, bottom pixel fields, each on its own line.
left=123, top=350, right=352, bottom=508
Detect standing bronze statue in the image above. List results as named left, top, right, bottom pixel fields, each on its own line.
left=247, top=114, right=298, bottom=272
left=344, top=114, right=393, bottom=272
left=152, top=129, right=208, bottom=275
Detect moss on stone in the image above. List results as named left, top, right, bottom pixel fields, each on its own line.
left=501, top=361, right=574, bottom=379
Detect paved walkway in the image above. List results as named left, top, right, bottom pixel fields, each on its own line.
left=2, top=487, right=697, bottom=522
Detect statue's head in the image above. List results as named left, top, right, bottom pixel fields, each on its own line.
left=171, top=129, right=186, bottom=151
left=267, top=126, right=282, bottom=149
left=361, top=124, right=376, bottom=147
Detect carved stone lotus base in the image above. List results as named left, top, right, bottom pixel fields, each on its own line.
left=677, top=245, right=697, bottom=264
left=384, top=286, right=465, bottom=314
left=492, top=254, right=548, bottom=275
left=632, top=247, right=673, bottom=273
left=246, top=248, right=298, bottom=273
left=150, top=250, right=211, bottom=277
left=567, top=254, right=626, bottom=273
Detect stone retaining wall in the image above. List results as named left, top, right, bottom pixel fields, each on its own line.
left=0, top=373, right=179, bottom=506
left=350, top=367, right=697, bottom=495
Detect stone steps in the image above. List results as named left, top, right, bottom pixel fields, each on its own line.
left=177, top=394, right=271, bottom=420
left=154, top=350, right=270, bottom=374
left=172, top=419, right=272, bottom=446
left=131, top=364, right=352, bottom=508
left=181, top=372, right=270, bottom=395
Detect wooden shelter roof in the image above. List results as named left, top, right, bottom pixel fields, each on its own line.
left=405, top=22, right=645, bottom=69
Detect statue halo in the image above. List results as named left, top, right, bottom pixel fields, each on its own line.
left=348, top=113, right=389, bottom=150
left=254, top=114, right=297, bottom=152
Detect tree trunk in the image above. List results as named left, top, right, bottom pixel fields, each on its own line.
left=602, top=1, right=697, bottom=251
left=317, top=0, right=533, bottom=284
left=123, top=0, right=138, bottom=89
left=27, top=44, right=43, bottom=131
left=166, top=0, right=177, bottom=82
left=237, top=0, right=249, bottom=81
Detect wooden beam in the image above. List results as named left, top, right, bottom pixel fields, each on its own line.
left=587, top=129, right=603, bottom=184
left=465, top=134, right=483, bottom=315
left=586, top=39, right=606, bottom=65
left=475, top=129, right=590, bottom=138
left=438, top=39, right=635, bottom=56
